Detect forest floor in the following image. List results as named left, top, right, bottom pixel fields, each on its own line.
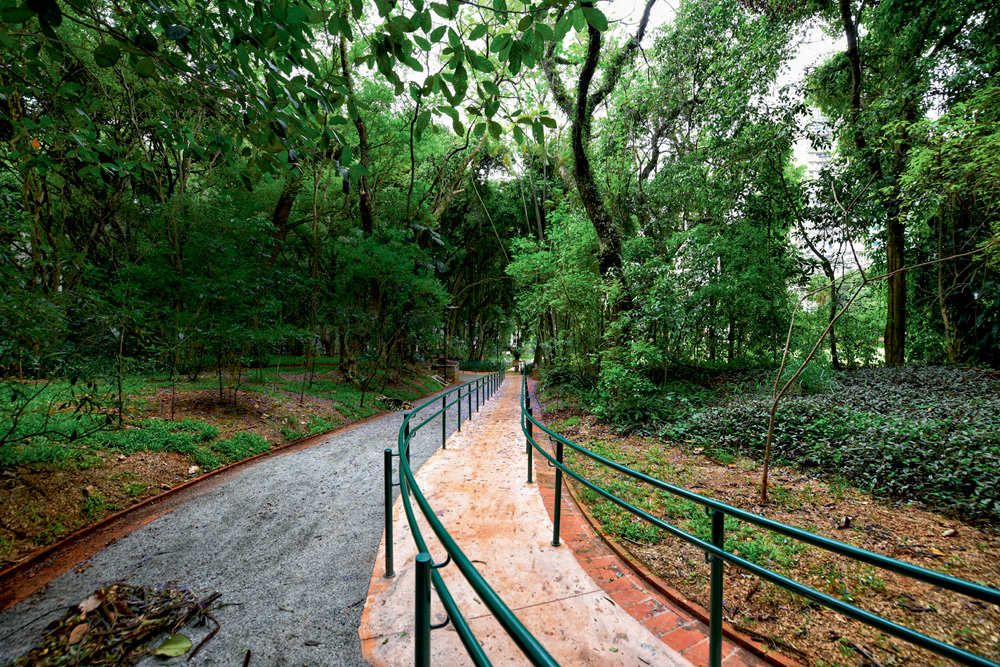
left=536, top=366, right=1000, bottom=667
left=0, top=366, right=439, bottom=570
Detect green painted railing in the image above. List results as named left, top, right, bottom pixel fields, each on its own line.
left=386, top=366, right=559, bottom=667
left=520, top=372, right=1000, bottom=667
left=386, top=365, right=998, bottom=666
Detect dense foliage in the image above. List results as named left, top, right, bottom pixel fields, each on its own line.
left=2, top=0, right=998, bottom=481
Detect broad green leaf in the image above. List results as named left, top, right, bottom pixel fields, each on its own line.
left=483, top=80, right=500, bottom=96
left=430, top=25, right=446, bottom=42
left=430, top=3, right=452, bottom=19
left=93, top=44, right=121, bottom=67
left=553, top=14, right=572, bottom=41
left=287, top=5, right=308, bottom=24
left=517, top=14, right=533, bottom=31
left=531, top=119, right=544, bottom=144
left=163, top=25, right=191, bottom=39
left=452, top=118, right=465, bottom=136
left=490, top=33, right=511, bottom=53
left=350, top=0, right=363, bottom=19
left=134, top=57, right=158, bottom=78
left=273, top=0, right=288, bottom=21
left=469, top=24, right=487, bottom=41
left=1, top=5, right=34, bottom=23
left=539, top=116, right=556, bottom=129
left=582, top=7, right=607, bottom=32
left=571, top=8, right=586, bottom=32
left=348, top=162, right=370, bottom=178
left=154, top=635, right=192, bottom=658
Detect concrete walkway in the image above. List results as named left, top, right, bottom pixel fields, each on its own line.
left=0, top=375, right=481, bottom=667
left=359, top=377, right=691, bottom=666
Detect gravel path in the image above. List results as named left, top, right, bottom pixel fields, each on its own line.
left=0, top=374, right=491, bottom=666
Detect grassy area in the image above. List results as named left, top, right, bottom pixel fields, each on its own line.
left=1, top=366, right=440, bottom=472
left=0, top=365, right=441, bottom=564
left=264, top=355, right=340, bottom=366
left=567, top=440, right=804, bottom=572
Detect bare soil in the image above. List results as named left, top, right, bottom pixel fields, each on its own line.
left=0, top=370, right=429, bottom=571
left=537, top=402, right=1000, bottom=667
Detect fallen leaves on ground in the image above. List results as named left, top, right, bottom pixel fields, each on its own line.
left=9, top=583, right=219, bottom=666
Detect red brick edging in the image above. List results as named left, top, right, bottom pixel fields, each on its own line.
left=526, top=379, right=799, bottom=667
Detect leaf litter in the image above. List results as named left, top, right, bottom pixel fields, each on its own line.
left=8, top=582, right=220, bottom=666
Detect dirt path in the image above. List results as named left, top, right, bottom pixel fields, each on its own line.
left=0, top=375, right=480, bottom=667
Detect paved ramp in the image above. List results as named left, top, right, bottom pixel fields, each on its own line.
left=360, top=377, right=691, bottom=666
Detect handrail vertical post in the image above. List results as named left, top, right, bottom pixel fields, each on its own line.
left=415, top=552, right=431, bottom=667
left=468, top=384, right=472, bottom=417
left=552, top=438, right=563, bottom=547
left=457, top=389, right=462, bottom=430
left=383, top=448, right=395, bottom=579
left=404, top=412, right=411, bottom=468
left=709, top=509, right=725, bottom=667
left=441, top=394, right=446, bottom=449
left=526, top=405, right=533, bottom=484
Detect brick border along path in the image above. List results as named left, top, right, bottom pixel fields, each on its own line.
left=526, top=378, right=799, bottom=667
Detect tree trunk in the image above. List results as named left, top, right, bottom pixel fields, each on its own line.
left=268, top=177, right=302, bottom=268
left=543, top=0, right=656, bottom=277
left=884, top=216, right=906, bottom=365
left=339, top=38, right=375, bottom=235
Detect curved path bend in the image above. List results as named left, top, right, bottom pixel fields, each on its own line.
left=0, top=375, right=481, bottom=667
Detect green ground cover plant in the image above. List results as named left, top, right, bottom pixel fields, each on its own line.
left=1, top=370, right=441, bottom=473
left=550, top=365, right=1000, bottom=522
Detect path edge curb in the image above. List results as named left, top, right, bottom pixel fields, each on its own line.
left=526, top=377, right=800, bottom=667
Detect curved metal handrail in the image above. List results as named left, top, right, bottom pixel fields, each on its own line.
left=386, top=368, right=559, bottom=667
left=520, top=372, right=1000, bottom=667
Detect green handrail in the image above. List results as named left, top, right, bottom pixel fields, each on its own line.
left=386, top=369, right=560, bottom=667
left=520, top=372, right=1000, bottom=667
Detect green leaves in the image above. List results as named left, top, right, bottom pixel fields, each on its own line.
left=154, top=634, right=192, bottom=658
left=163, top=25, right=191, bottom=40
left=133, top=57, right=157, bottom=78
left=93, top=44, right=121, bottom=68
left=1, top=5, right=34, bottom=23
left=581, top=6, right=607, bottom=32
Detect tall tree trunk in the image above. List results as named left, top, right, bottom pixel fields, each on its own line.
left=884, top=217, right=906, bottom=365
left=339, top=37, right=375, bottom=235
left=543, top=0, right=656, bottom=277
left=268, top=177, right=303, bottom=268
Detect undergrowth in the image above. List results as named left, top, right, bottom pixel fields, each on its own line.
left=546, top=365, right=1000, bottom=522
